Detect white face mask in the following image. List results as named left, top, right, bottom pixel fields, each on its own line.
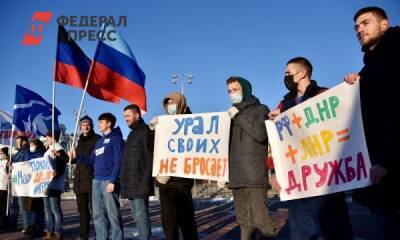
left=0, top=153, right=6, bottom=160
left=30, top=146, right=37, bottom=153
left=167, top=104, right=177, bottom=115
left=229, top=92, right=243, bottom=104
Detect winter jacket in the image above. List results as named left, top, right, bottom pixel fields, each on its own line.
left=12, top=146, right=29, bottom=163
left=45, top=143, right=68, bottom=192
left=71, top=130, right=101, bottom=194
left=80, top=127, right=124, bottom=183
left=228, top=95, right=270, bottom=189
left=279, top=80, right=327, bottom=112
left=353, top=26, right=400, bottom=210
left=120, top=118, right=154, bottom=199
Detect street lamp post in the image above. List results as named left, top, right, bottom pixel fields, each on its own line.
left=171, top=73, right=193, bottom=95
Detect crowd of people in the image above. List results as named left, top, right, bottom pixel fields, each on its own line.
left=0, top=6, right=399, bottom=240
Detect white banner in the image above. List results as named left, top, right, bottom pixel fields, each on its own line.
left=266, top=82, right=371, bottom=201
left=0, top=109, right=13, bottom=145
left=152, top=112, right=230, bottom=181
left=0, top=160, right=8, bottom=190
left=11, top=157, right=54, bottom=197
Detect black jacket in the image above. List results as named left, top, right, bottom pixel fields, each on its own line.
left=120, top=118, right=154, bottom=198
left=280, top=80, right=326, bottom=112
left=354, top=26, right=400, bottom=209
left=228, top=95, right=270, bottom=189
left=72, top=130, right=101, bottom=194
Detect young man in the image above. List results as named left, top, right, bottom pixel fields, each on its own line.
left=344, top=6, right=400, bottom=239
left=78, top=113, right=124, bottom=240
left=120, top=104, right=153, bottom=240
left=270, top=57, right=353, bottom=240
left=150, top=92, right=198, bottom=240
left=69, top=116, right=101, bottom=240
left=226, top=76, right=275, bottom=240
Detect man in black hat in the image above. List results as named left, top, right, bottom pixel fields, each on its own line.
left=69, top=116, right=101, bottom=240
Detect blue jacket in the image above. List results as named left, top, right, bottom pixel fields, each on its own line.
left=12, top=146, right=30, bottom=163
left=25, top=150, right=45, bottom=160
left=79, top=127, right=124, bottom=183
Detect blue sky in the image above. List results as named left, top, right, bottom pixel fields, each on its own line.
left=1, top=0, right=399, bottom=138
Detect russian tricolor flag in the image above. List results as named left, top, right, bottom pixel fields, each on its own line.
left=54, top=25, right=120, bottom=103
left=89, top=25, right=147, bottom=112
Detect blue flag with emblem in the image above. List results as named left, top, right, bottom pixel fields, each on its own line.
left=13, top=85, right=61, bottom=137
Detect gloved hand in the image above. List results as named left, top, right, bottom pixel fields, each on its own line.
left=149, top=117, right=159, bottom=130
left=156, top=175, right=170, bottom=184
left=217, top=181, right=227, bottom=189
left=227, top=106, right=239, bottom=118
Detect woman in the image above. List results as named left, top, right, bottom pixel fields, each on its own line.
left=25, top=139, right=47, bottom=237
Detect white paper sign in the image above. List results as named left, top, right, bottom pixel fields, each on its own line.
left=152, top=112, right=230, bottom=181
left=11, top=157, right=55, bottom=197
left=266, top=82, right=371, bottom=201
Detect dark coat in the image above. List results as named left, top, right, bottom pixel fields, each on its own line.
left=280, top=80, right=326, bottom=112
left=353, top=26, right=400, bottom=210
left=228, top=95, right=270, bottom=189
left=72, top=130, right=101, bottom=194
left=120, top=118, right=154, bottom=199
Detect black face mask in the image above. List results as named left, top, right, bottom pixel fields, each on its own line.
left=284, top=75, right=298, bottom=92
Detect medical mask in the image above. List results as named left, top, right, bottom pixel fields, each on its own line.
left=167, top=104, right=177, bottom=115
left=30, top=146, right=37, bottom=153
left=229, top=92, right=243, bottom=104
left=0, top=153, right=6, bottom=160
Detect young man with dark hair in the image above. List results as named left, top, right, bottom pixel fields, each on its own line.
left=68, top=116, right=101, bottom=240
left=270, top=57, right=353, bottom=240
left=120, top=104, right=153, bottom=240
left=226, top=76, right=276, bottom=240
left=77, top=112, right=125, bottom=240
left=344, top=6, right=400, bottom=239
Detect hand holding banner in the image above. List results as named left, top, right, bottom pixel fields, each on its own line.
left=266, top=82, right=371, bottom=201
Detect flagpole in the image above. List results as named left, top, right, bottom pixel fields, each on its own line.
left=69, top=23, right=107, bottom=165
left=52, top=80, right=56, bottom=152
left=69, top=77, right=90, bottom=163
left=5, top=124, right=15, bottom=216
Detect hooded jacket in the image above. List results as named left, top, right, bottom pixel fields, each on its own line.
left=120, top=118, right=154, bottom=198
left=72, top=130, right=101, bottom=194
left=156, top=92, right=194, bottom=189
left=228, top=78, right=270, bottom=189
left=80, top=127, right=124, bottom=183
